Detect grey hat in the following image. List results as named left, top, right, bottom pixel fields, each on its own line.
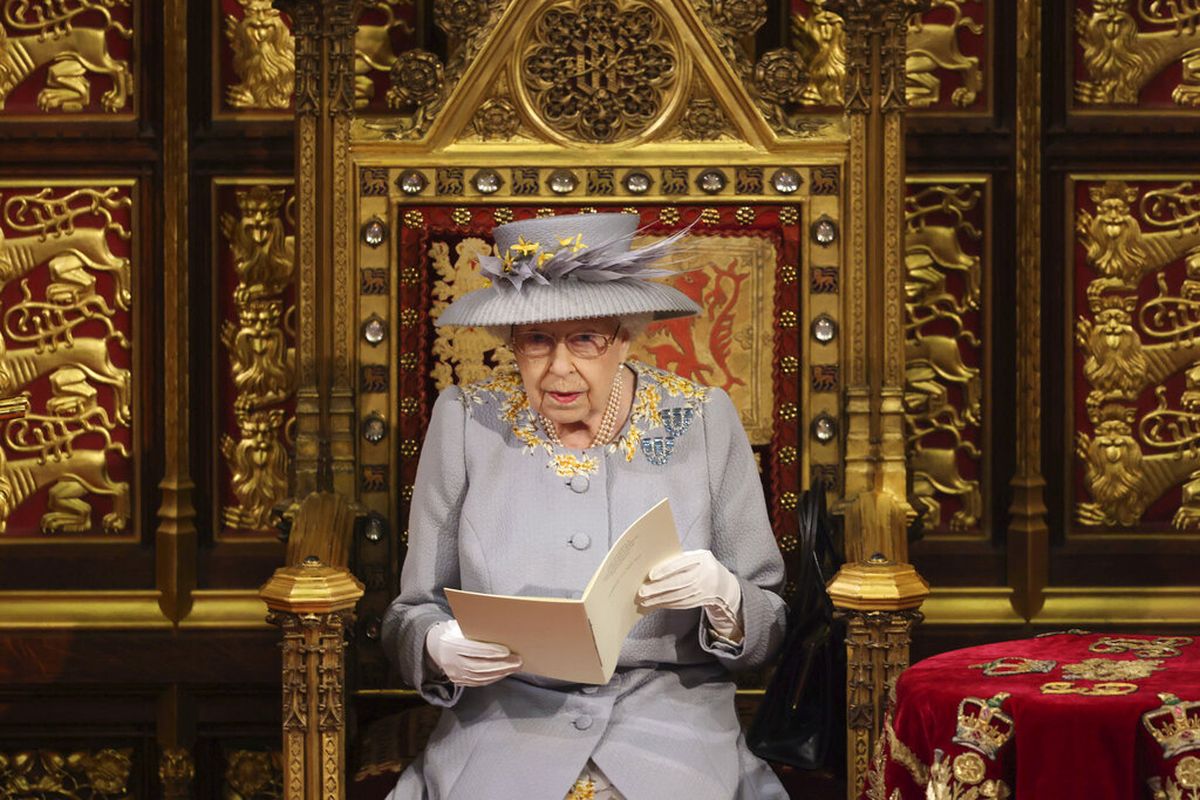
left=435, top=213, right=701, bottom=327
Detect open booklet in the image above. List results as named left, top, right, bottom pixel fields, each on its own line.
left=444, top=498, right=682, bottom=685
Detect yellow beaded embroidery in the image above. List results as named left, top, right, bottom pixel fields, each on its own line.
left=460, top=361, right=710, bottom=478
left=566, top=777, right=596, bottom=800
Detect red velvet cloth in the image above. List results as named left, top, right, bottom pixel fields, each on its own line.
left=864, top=633, right=1200, bottom=800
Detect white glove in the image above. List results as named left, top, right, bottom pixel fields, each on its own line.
left=636, top=550, right=744, bottom=642
left=424, top=619, right=523, bottom=687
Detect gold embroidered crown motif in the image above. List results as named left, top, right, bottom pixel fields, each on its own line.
left=952, top=693, right=1014, bottom=759
left=970, top=656, right=1057, bottom=677
left=1143, top=693, right=1200, bottom=759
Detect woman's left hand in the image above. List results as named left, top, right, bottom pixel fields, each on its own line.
left=637, top=550, right=744, bottom=641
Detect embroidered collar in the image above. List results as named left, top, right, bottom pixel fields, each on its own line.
left=460, top=361, right=710, bottom=477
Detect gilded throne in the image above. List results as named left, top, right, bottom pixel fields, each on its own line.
left=258, top=1, right=929, bottom=797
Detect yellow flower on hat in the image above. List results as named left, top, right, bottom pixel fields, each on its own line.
left=558, top=233, right=587, bottom=253
left=510, top=235, right=541, bottom=257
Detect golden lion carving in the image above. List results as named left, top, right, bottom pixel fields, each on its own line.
left=221, top=409, right=289, bottom=531
left=222, top=300, right=294, bottom=408
left=791, top=0, right=846, bottom=106
left=0, top=368, right=130, bottom=534
left=906, top=0, right=984, bottom=108
left=225, top=0, right=296, bottom=110
left=225, top=0, right=414, bottom=110
left=1076, top=0, right=1200, bottom=106
left=1076, top=416, right=1197, bottom=527
left=0, top=0, right=134, bottom=112
left=220, top=186, right=295, bottom=303
left=1078, top=180, right=1200, bottom=296
left=1079, top=306, right=1148, bottom=401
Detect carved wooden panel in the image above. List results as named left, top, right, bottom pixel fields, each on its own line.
left=0, top=0, right=137, bottom=119
left=905, top=177, right=988, bottom=537
left=213, top=179, right=297, bottom=539
left=214, top=0, right=417, bottom=119
left=1070, top=176, right=1200, bottom=535
left=0, top=180, right=135, bottom=541
left=789, top=0, right=990, bottom=115
left=1072, top=0, right=1200, bottom=112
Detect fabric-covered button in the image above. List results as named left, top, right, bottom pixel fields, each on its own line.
left=569, top=533, right=591, bottom=551
left=568, top=474, right=590, bottom=493
left=573, top=714, right=593, bottom=731
left=580, top=685, right=599, bottom=695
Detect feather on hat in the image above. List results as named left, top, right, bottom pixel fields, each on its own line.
left=435, top=213, right=701, bottom=327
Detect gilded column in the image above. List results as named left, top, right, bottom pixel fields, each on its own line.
left=263, top=559, right=364, bottom=800
left=822, top=1, right=931, bottom=796
left=1007, top=0, right=1048, bottom=619
left=327, top=0, right=361, bottom=502
left=157, top=0, right=198, bottom=621
left=284, top=0, right=361, bottom=497
left=285, top=0, right=325, bottom=495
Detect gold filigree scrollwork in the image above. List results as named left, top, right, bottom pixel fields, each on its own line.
left=520, top=0, right=678, bottom=143
left=0, top=747, right=134, bottom=796
left=1075, top=180, right=1200, bottom=528
left=219, top=186, right=295, bottom=532
left=0, top=0, right=134, bottom=113
left=1093, top=635, right=1193, bottom=658
left=1061, top=657, right=1165, bottom=681
left=1149, top=756, right=1200, bottom=800
left=1076, top=0, right=1200, bottom=107
left=904, top=184, right=983, bottom=531
left=224, top=748, right=284, bottom=800
left=225, top=0, right=296, bottom=110
left=0, top=185, right=132, bottom=537
left=927, top=749, right=1012, bottom=799
left=906, top=0, right=984, bottom=108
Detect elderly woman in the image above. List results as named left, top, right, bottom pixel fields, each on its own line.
left=383, top=213, right=788, bottom=800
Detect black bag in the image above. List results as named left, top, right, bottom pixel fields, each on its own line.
left=746, top=489, right=846, bottom=772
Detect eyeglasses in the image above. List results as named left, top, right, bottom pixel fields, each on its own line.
left=511, top=326, right=622, bottom=359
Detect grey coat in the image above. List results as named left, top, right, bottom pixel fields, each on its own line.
left=382, top=362, right=789, bottom=800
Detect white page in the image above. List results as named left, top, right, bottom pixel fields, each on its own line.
left=581, top=498, right=683, bottom=680
left=445, top=497, right=682, bottom=684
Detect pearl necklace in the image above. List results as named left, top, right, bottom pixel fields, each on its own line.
left=541, top=366, right=625, bottom=450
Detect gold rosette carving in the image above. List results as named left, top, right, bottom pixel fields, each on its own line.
left=519, top=0, right=679, bottom=143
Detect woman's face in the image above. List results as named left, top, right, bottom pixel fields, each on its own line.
left=513, top=316, right=632, bottom=426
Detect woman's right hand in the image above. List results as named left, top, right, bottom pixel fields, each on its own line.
left=425, top=619, right=523, bottom=687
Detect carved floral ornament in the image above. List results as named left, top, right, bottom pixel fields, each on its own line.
left=518, top=0, right=680, bottom=143
left=0, top=748, right=133, bottom=795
